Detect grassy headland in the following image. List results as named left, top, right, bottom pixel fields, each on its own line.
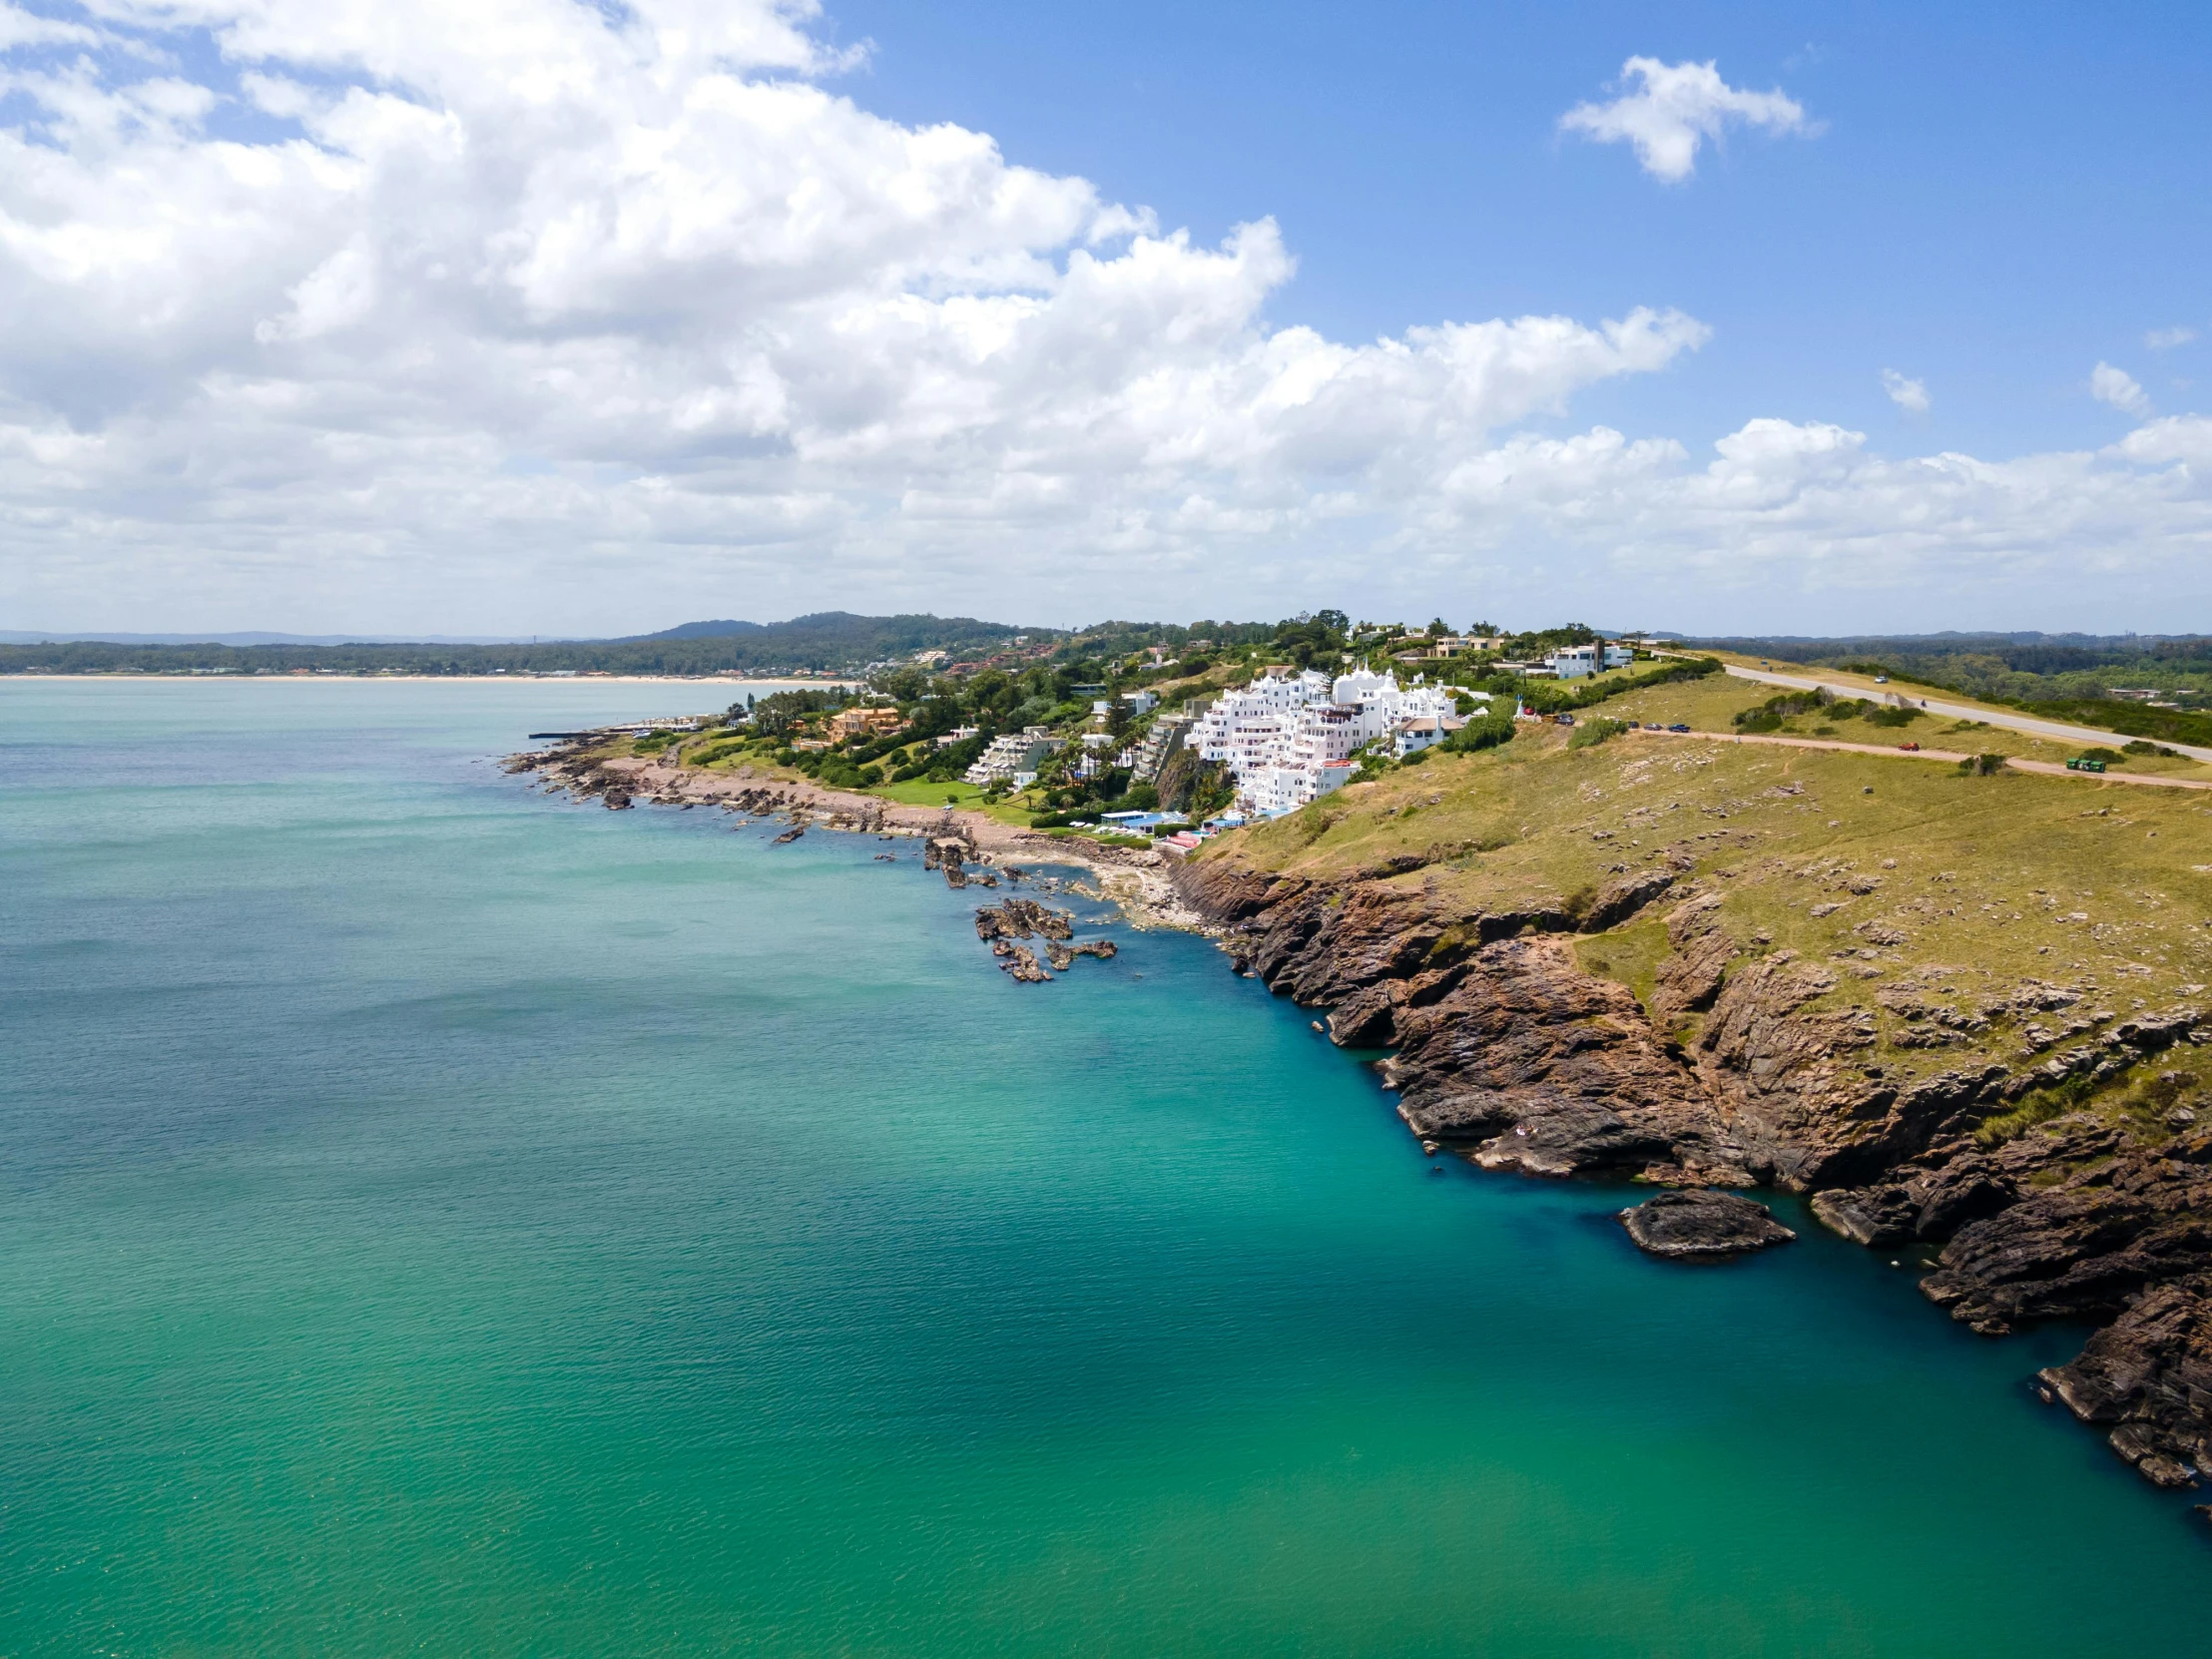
left=1198, top=716, right=2212, bottom=1124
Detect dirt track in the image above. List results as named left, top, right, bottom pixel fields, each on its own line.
left=1628, top=725, right=2212, bottom=791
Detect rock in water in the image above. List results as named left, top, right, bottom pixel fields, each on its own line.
left=1619, top=1191, right=1796, bottom=1259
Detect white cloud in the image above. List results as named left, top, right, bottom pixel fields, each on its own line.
left=0, top=4, right=98, bottom=49
left=0, top=4, right=2208, bottom=637
left=1559, top=57, right=1811, bottom=183
left=2146, top=325, right=2198, bottom=350
left=2090, top=362, right=2152, bottom=418
left=1880, top=368, right=1930, bottom=414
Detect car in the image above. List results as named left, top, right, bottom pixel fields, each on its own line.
left=1899, top=742, right=1921, bottom=752
left=1668, top=723, right=1690, bottom=733
left=1554, top=714, right=1575, bottom=725
left=1875, top=675, right=1890, bottom=684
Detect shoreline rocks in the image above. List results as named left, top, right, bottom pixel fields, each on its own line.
left=1619, top=1191, right=1796, bottom=1258
left=976, top=898, right=1117, bottom=981
left=504, top=738, right=1205, bottom=932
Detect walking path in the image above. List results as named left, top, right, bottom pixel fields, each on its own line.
left=1708, top=662, right=2212, bottom=765
left=1627, top=724, right=2212, bottom=792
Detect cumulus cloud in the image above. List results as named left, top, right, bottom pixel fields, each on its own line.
left=1559, top=57, right=1811, bottom=183
left=0, top=3, right=2208, bottom=636
left=2090, top=362, right=2152, bottom=418
left=1880, top=368, right=1930, bottom=414
left=2146, top=325, right=2198, bottom=350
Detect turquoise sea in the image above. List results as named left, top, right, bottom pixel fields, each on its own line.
left=2, top=679, right=2204, bottom=1656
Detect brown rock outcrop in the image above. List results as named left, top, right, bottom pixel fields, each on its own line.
left=976, top=899, right=1113, bottom=979
left=1619, top=1190, right=1796, bottom=1258
left=2041, top=1277, right=2212, bottom=1487
left=1387, top=935, right=1721, bottom=1179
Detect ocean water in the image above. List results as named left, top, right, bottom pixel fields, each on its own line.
left=2, top=679, right=2204, bottom=1658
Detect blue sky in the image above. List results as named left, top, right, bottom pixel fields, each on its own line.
left=829, top=0, right=2212, bottom=460
left=1, top=0, right=2208, bottom=635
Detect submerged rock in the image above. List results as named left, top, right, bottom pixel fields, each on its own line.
left=1618, top=1191, right=1796, bottom=1259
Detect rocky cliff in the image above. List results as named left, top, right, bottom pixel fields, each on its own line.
left=1172, top=854, right=2212, bottom=1495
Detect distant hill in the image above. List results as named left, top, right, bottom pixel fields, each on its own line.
left=628, top=619, right=767, bottom=640
left=620, top=612, right=1039, bottom=662
left=0, top=612, right=1056, bottom=678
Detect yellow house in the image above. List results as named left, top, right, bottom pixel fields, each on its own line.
left=829, top=706, right=905, bottom=741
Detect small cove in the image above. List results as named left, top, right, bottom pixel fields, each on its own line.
left=2, top=679, right=2205, bottom=1656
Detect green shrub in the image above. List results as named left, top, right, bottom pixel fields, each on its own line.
left=1732, top=688, right=1857, bottom=732
left=2021, top=699, right=2212, bottom=749
left=2080, top=747, right=2124, bottom=766
left=1568, top=717, right=1628, bottom=750
left=1956, top=752, right=2007, bottom=776
left=1863, top=704, right=1924, bottom=728
left=1443, top=709, right=1517, bottom=753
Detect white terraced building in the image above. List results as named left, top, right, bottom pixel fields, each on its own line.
left=964, top=726, right=1059, bottom=786
left=1187, top=667, right=1481, bottom=816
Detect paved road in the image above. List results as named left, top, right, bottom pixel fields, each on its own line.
left=1708, top=662, right=2212, bottom=766
left=1627, top=725, right=2212, bottom=792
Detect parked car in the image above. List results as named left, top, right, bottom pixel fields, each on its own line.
left=1668, top=723, right=1691, bottom=733
left=1899, top=742, right=1921, bottom=752
left=1875, top=675, right=1890, bottom=684
left=1554, top=714, right=1575, bottom=725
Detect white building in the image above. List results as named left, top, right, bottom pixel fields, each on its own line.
left=1542, top=642, right=1634, bottom=679
left=1392, top=716, right=1466, bottom=758
left=964, top=726, right=1060, bottom=786
left=1187, top=668, right=1482, bottom=815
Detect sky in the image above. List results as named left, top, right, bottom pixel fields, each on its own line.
left=2, top=0, right=2210, bottom=637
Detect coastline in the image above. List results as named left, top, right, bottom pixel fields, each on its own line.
left=506, top=740, right=1206, bottom=933
left=509, top=726, right=2212, bottom=1508
left=1167, top=847, right=2212, bottom=1502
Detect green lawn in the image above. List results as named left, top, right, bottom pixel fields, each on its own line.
left=866, top=777, right=1038, bottom=824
